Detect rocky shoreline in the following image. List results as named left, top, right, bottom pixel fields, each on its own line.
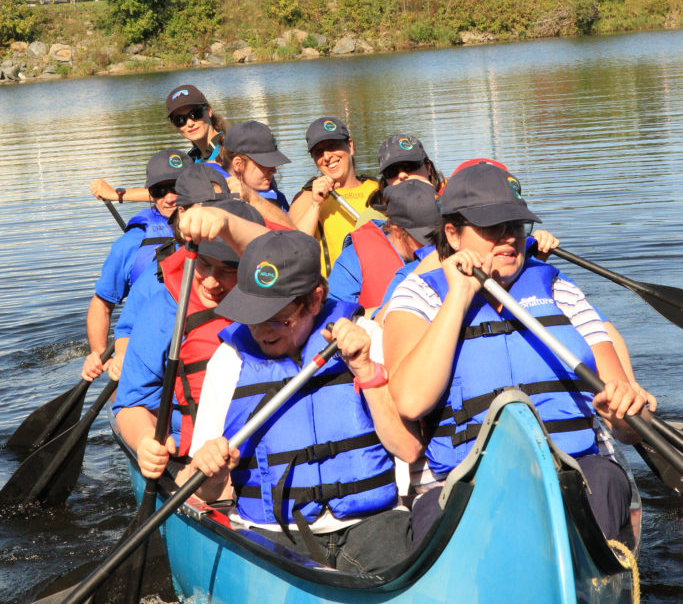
left=0, top=27, right=496, bottom=85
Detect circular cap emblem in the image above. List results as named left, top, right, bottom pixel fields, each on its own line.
left=507, top=176, right=522, bottom=199
left=169, top=154, right=184, bottom=168
left=171, top=89, right=189, bottom=100
left=398, top=137, right=413, bottom=150
left=254, top=262, right=278, bottom=288
left=323, top=120, right=337, bottom=132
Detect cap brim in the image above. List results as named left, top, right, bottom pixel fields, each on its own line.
left=307, top=132, right=349, bottom=152
left=459, top=202, right=541, bottom=226
left=215, top=286, right=296, bottom=325
left=378, top=151, right=427, bottom=174
left=246, top=150, right=291, bottom=168
left=404, top=225, right=437, bottom=246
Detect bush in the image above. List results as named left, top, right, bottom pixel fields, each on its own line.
left=164, top=0, right=222, bottom=52
left=108, top=0, right=166, bottom=45
left=0, top=0, right=38, bottom=45
left=267, top=0, right=303, bottom=25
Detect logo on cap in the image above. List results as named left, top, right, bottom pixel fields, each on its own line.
left=254, top=262, right=278, bottom=288
left=169, top=154, right=184, bottom=168
left=171, top=89, right=189, bottom=100
left=323, top=120, right=337, bottom=132
left=398, top=137, right=414, bottom=150
left=507, top=176, right=522, bottom=199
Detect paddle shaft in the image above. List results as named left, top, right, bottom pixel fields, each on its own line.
left=102, top=198, right=128, bottom=232
left=34, top=342, right=115, bottom=449
left=124, top=242, right=197, bottom=604
left=62, top=336, right=340, bottom=604
left=472, top=266, right=683, bottom=476
left=330, top=189, right=360, bottom=220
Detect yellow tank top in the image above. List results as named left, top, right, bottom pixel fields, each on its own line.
left=315, top=179, right=379, bottom=277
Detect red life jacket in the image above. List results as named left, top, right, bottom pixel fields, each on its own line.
left=349, top=221, right=404, bottom=309
left=161, top=248, right=232, bottom=457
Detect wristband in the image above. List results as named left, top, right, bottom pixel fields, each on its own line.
left=115, top=187, right=126, bottom=203
left=353, top=363, right=388, bottom=394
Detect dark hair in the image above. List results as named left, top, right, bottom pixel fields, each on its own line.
left=378, top=157, right=444, bottom=192
left=430, top=212, right=467, bottom=260
left=217, top=148, right=247, bottom=173
left=210, top=110, right=228, bottom=138
left=295, top=276, right=329, bottom=314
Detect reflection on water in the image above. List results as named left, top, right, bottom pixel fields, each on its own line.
left=1, top=29, right=682, bottom=603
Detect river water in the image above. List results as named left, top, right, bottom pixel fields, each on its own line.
left=1, top=30, right=682, bottom=602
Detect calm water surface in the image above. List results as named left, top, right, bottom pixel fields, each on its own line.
left=1, top=30, right=682, bottom=602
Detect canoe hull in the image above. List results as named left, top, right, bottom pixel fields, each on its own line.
left=117, top=394, right=637, bottom=603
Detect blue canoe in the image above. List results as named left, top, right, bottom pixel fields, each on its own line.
left=110, top=390, right=641, bottom=604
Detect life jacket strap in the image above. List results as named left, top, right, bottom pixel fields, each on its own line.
left=461, top=314, right=570, bottom=339
left=139, top=236, right=173, bottom=248
left=184, top=308, right=218, bottom=334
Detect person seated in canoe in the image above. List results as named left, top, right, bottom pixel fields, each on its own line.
left=289, top=117, right=380, bottom=277
left=212, top=121, right=293, bottom=220
left=81, top=149, right=189, bottom=383
left=88, top=84, right=228, bottom=203
left=377, top=134, right=446, bottom=194
left=114, top=200, right=271, bottom=488
left=328, top=179, right=441, bottom=314
left=382, top=162, right=657, bottom=543
left=111, top=164, right=270, bottom=382
left=178, top=221, right=422, bottom=572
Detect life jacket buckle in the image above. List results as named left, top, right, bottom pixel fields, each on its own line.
left=304, top=440, right=338, bottom=463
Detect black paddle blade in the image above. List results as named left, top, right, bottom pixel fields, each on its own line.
left=635, top=440, right=683, bottom=494
left=0, top=380, right=118, bottom=508
left=6, top=381, right=90, bottom=451
left=630, top=281, right=683, bottom=329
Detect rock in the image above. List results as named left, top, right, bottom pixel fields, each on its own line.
left=235, top=39, right=249, bottom=49
left=191, top=57, right=201, bottom=67
left=42, top=64, right=57, bottom=74
left=37, top=72, right=60, bottom=80
left=355, top=39, right=373, bottom=53
left=124, top=43, right=144, bottom=55
left=209, top=41, right=225, bottom=55
left=108, top=62, right=127, bottom=74
left=232, top=46, right=253, bottom=62
left=299, top=48, right=320, bottom=59
left=2, top=64, right=20, bottom=80
left=18, top=72, right=28, bottom=81
left=243, top=52, right=258, bottom=63
left=283, top=28, right=308, bottom=43
left=10, top=41, right=28, bottom=53
left=331, top=36, right=355, bottom=55
left=273, top=37, right=288, bottom=48
left=313, top=34, right=327, bottom=46
left=28, top=41, right=48, bottom=58
left=205, top=54, right=224, bottom=65
left=129, top=54, right=162, bottom=64
left=49, top=44, right=72, bottom=62
left=459, top=31, right=494, bottom=45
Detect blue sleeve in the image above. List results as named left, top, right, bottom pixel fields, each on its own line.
left=94, top=229, right=145, bottom=304
left=114, top=262, right=165, bottom=339
left=112, top=290, right=174, bottom=415
left=328, top=244, right=363, bottom=303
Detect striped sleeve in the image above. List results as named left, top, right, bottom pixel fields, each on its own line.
left=552, top=277, right=611, bottom=347
left=384, top=273, right=443, bottom=324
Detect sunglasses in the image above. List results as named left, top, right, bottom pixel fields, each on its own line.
left=149, top=183, right=176, bottom=199
left=169, top=105, right=206, bottom=128
left=261, top=303, right=305, bottom=331
left=462, top=220, right=534, bottom=240
left=383, top=160, right=425, bottom=180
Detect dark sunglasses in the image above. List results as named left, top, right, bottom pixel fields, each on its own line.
left=462, top=220, right=534, bottom=240
left=383, top=160, right=425, bottom=180
left=149, top=183, right=176, bottom=199
left=169, top=105, right=206, bottom=128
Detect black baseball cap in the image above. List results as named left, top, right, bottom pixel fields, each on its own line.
left=378, top=134, right=428, bottom=174
left=166, top=84, right=208, bottom=115
left=216, top=230, right=321, bottom=324
left=305, top=117, right=350, bottom=152
left=145, top=149, right=190, bottom=188
left=174, top=164, right=233, bottom=209
left=385, top=180, right=441, bottom=246
left=222, top=121, right=290, bottom=168
left=440, top=163, right=541, bottom=226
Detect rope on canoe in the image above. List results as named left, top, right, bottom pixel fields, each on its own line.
left=608, top=539, right=640, bottom=603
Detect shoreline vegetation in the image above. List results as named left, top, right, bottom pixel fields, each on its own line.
left=1, top=0, right=681, bottom=84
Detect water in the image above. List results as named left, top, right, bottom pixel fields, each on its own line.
left=1, top=30, right=682, bottom=602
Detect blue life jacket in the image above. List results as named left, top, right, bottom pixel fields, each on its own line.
left=421, top=258, right=598, bottom=476
left=204, top=162, right=289, bottom=211
left=125, top=207, right=175, bottom=285
left=218, top=300, right=397, bottom=529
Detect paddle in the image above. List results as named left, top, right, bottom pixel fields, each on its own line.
left=551, top=247, right=683, bottom=329
left=60, top=330, right=341, bottom=604
left=0, top=378, right=118, bottom=507
left=469, top=266, right=683, bottom=488
left=113, top=241, right=198, bottom=604
left=330, top=189, right=360, bottom=220
left=102, top=197, right=128, bottom=231
left=6, top=342, right=116, bottom=451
